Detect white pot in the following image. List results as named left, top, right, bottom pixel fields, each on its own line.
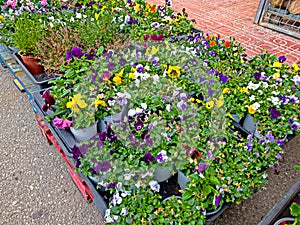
left=154, top=166, right=172, bottom=182
left=70, top=122, right=98, bottom=143
left=177, top=170, right=190, bottom=190
left=273, top=218, right=295, bottom=225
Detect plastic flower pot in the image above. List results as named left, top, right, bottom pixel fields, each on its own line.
left=154, top=166, right=173, bottom=182
left=20, top=54, right=44, bottom=75
left=102, top=104, right=129, bottom=132
left=273, top=217, right=295, bottom=225
left=206, top=204, right=223, bottom=217
left=177, top=170, right=190, bottom=190
left=88, top=174, right=106, bottom=185
left=70, top=122, right=98, bottom=143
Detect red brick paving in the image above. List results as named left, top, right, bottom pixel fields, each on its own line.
left=148, top=0, right=300, bottom=65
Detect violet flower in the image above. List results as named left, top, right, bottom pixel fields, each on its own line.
left=134, top=121, right=144, bottom=130
left=71, top=46, right=84, bottom=59
left=290, top=122, right=300, bottom=131
left=268, top=107, right=281, bottom=119
left=278, top=56, right=286, bottom=63
left=143, top=152, right=155, bottom=165
left=214, top=194, right=222, bottom=207
left=92, top=160, right=112, bottom=173
left=196, top=163, right=209, bottom=174
left=253, top=72, right=261, bottom=80
left=219, top=74, right=228, bottom=84
left=53, top=117, right=72, bottom=129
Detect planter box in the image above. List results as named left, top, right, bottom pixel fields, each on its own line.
left=12, top=53, right=57, bottom=87
left=258, top=177, right=300, bottom=225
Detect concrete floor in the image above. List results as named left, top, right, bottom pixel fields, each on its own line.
left=0, top=69, right=105, bottom=225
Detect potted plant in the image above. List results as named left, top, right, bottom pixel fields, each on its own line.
left=11, top=12, right=46, bottom=74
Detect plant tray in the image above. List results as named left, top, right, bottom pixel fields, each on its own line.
left=12, top=53, right=57, bottom=86
left=258, top=177, right=300, bottom=225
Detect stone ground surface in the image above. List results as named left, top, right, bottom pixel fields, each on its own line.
left=149, top=0, right=300, bottom=65
left=0, top=69, right=105, bottom=225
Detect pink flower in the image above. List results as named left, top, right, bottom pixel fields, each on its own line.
left=53, top=117, right=72, bottom=129
left=40, top=0, right=48, bottom=6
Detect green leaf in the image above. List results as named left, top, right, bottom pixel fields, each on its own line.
left=97, top=46, right=104, bottom=55
left=182, top=191, right=193, bottom=201
left=294, top=165, right=300, bottom=171
left=203, top=186, right=212, bottom=196
left=209, top=176, right=220, bottom=185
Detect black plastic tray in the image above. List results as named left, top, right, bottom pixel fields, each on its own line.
left=12, top=52, right=57, bottom=86
left=258, top=177, right=300, bottom=225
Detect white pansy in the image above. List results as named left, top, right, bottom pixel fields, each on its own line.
left=268, top=96, right=280, bottom=106
left=252, top=102, right=260, bottom=110
left=108, top=99, right=115, bottom=107
left=258, top=90, right=263, bottom=95
left=141, top=103, right=147, bottom=109
left=152, top=74, right=160, bottom=84
left=249, top=95, right=256, bottom=102
left=119, top=23, right=125, bottom=30
left=124, top=15, right=130, bottom=23
left=49, top=22, right=54, bottom=28
left=141, top=72, right=150, bottom=80
left=76, top=13, right=82, bottom=19
left=121, top=208, right=128, bottom=216
left=271, top=91, right=280, bottom=95
left=136, top=107, right=143, bottom=114
left=166, top=104, right=172, bottom=112
left=128, top=109, right=136, bottom=117
left=262, top=82, right=268, bottom=89
left=83, top=14, right=87, bottom=19
left=149, top=181, right=160, bottom=192
left=70, top=17, right=74, bottom=22
left=104, top=209, right=114, bottom=223
left=247, top=81, right=261, bottom=90
left=144, top=65, right=150, bottom=71
left=113, top=215, right=119, bottom=221
left=48, top=16, right=54, bottom=20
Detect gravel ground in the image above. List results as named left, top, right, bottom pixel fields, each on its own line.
left=0, top=69, right=105, bottom=225
left=0, top=67, right=299, bottom=225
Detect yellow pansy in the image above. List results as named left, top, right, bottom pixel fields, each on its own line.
left=167, top=65, right=181, bottom=78
left=237, top=143, right=243, bottom=147
left=248, top=104, right=256, bottom=114
left=238, top=87, right=248, bottom=93
left=215, top=98, right=224, bottom=108
left=113, top=76, right=122, bottom=84
left=188, top=97, right=195, bottom=102
left=115, top=68, right=124, bottom=77
left=101, top=6, right=107, bottom=12
left=66, top=93, right=87, bottom=113
left=0, top=15, right=4, bottom=20
left=273, top=61, right=282, bottom=68
left=134, top=4, right=141, bottom=12
left=89, top=86, right=95, bottom=91
left=292, top=63, right=300, bottom=73
left=273, top=71, right=280, bottom=79
left=206, top=100, right=214, bottom=109
left=129, top=73, right=135, bottom=79
left=95, top=13, right=100, bottom=20
left=94, top=99, right=106, bottom=108
left=234, top=52, right=238, bottom=57
left=226, top=113, right=234, bottom=119
left=196, top=99, right=202, bottom=103
left=222, top=88, right=230, bottom=94
left=145, top=46, right=159, bottom=56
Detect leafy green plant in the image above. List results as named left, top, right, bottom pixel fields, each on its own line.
left=12, top=12, right=45, bottom=56
left=291, top=202, right=300, bottom=225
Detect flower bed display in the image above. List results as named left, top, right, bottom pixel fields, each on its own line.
left=1, top=0, right=300, bottom=224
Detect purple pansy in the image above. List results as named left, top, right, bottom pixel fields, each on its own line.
left=278, top=56, right=286, bottom=63
left=134, top=121, right=144, bottom=130
left=214, top=194, right=222, bottom=207
left=268, top=107, right=281, bottom=119
left=92, top=160, right=112, bottom=173
left=290, top=122, right=300, bottom=131
left=143, top=152, right=155, bottom=165
left=71, top=46, right=84, bottom=58
left=253, top=72, right=261, bottom=80
left=219, top=74, right=228, bottom=84
left=196, top=163, right=209, bottom=174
